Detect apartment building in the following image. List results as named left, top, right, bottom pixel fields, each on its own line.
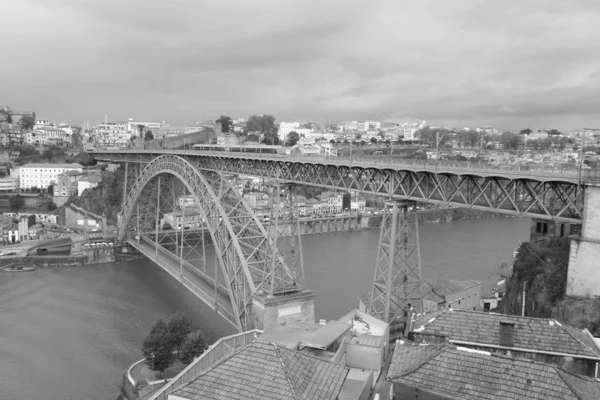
left=19, top=163, right=83, bottom=190
left=94, top=122, right=129, bottom=147
left=56, top=170, right=83, bottom=196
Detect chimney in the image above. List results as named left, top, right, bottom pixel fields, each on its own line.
left=499, top=321, right=515, bottom=347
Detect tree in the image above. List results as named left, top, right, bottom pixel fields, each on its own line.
left=42, top=148, right=54, bottom=161
left=130, top=135, right=137, bottom=143
left=9, top=195, right=25, bottom=211
left=500, top=131, right=522, bottom=150
left=329, top=139, right=336, bottom=144
left=19, top=115, right=35, bottom=130
left=142, top=319, right=176, bottom=373
left=145, top=130, right=154, bottom=141
left=47, top=202, right=57, bottom=211
left=245, top=115, right=279, bottom=145
left=216, top=115, right=234, bottom=133
left=370, top=137, right=377, bottom=144
left=0, top=109, right=11, bottom=123
left=286, top=131, right=300, bottom=147
left=28, top=214, right=36, bottom=227
left=180, top=330, right=207, bottom=364
left=47, top=184, right=54, bottom=195
left=519, top=128, right=532, bottom=135
left=137, top=124, right=146, bottom=138
left=167, top=311, right=191, bottom=356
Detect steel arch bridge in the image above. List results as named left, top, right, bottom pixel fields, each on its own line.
left=94, top=149, right=586, bottom=223
left=120, top=154, right=300, bottom=331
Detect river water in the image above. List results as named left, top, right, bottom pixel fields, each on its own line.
left=0, top=218, right=529, bottom=400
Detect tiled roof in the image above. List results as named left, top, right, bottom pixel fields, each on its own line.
left=171, top=341, right=348, bottom=400
left=410, top=309, right=600, bottom=358
left=387, top=342, right=600, bottom=400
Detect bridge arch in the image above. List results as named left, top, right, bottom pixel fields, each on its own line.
left=119, top=155, right=298, bottom=331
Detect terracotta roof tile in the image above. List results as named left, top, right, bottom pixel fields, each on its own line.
left=172, top=341, right=348, bottom=400
left=411, top=310, right=600, bottom=358
left=388, top=341, right=600, bottom=400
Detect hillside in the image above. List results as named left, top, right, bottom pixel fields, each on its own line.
left=70, top=169, right=124, bottom=223
left=500, top=237, right=600, bottom=334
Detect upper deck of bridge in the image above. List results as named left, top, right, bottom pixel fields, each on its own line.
left=90, top=149, right=587, bottom=185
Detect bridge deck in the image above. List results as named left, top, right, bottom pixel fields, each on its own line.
left=128, top=236, right=238, bottom=329
left=91, top=149, right=582, bottom=184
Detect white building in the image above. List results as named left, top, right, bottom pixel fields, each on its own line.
left=278, top=122, right=301, bottom=141
left=19, top=163, right=83, bottom=190
left=77, top=176, right=101, bottom=196
left=94, top=122, right=129, bottom=147
left=350, top=192, right=366, bottom=213
left=0, top=177, right=19, bottom=192
left=162, top=207, right=203, bottom=229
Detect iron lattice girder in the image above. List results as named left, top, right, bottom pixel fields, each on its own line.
left=94, top=152, right=585, bottom=222
left=369, top=202, right=423, bottom=323
left=119, top=155, right=298, bottom=331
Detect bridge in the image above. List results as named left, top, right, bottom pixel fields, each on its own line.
left=91, top=149, right=600, bottom=332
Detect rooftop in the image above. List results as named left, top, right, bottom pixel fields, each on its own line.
left=20, top=163, right=82, bottom=169
left=387, top=341, right=600, bottom=400
left=411, top=309, right=600, bottom=359
left=171, top=341, right=348, bottom=400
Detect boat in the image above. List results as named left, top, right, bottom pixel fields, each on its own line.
left=3, top=264, right=36, bottom=272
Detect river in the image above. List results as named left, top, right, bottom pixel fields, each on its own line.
left=0, top=218, right=529, bottom=400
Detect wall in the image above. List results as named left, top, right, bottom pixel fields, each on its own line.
left=567, top=185, right=600, bottom=297
left=251, top=290, right=316, bottom=330
left=64, top=204, right=106, bottom=232
left=345, top=343, right=383, bottom=372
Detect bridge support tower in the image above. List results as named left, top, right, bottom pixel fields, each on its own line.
left=567, top=182, right=600, bottom=297
left=367, top=201, right=424, bottom=338
left=250, top=180, right=314, bottom=330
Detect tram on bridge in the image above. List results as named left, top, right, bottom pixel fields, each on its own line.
left=192, top=143, right=289, bottom=155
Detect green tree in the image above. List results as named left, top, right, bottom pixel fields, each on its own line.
left=137, top=124, right=146, bottom=138
left=47, top=201, right=57, bottom=211
left=216, top=115, right=234, bottom=133
left=47, top=184, right=54, bottom=195
left=180, top=330, right=207, bottom=364
left=71, top=132, right=83, bottom=149
left=167, top=311, right=191, bottom=356
left=142, top=319, right=176, bottom=373
left=286, top=131, right=300, bottom=146
left=28, top=214, right=36, bottom=227
left=19, top=115, right=35, bottom=130
left=130, top=135, right=137, bottom=143
left=42, top=148, right=54, bottom=161
left=245, top=115, right=279, bottom=145
left=329, top=139, right=336, bottom=144
left=0, top=109, right=11, bottom=123
left=9, top=195, right=25, bottom=211
left=145, top=131, right=154, bottom=141
left=370, top=137, right=377, bottom=144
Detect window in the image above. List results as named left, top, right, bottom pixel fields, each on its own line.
left=536, top=222, right=548, bottom=234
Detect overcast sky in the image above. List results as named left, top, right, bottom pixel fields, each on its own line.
left=2, top=0, right=599, bottom=130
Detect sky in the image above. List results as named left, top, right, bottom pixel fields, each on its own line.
left=1, top=0, right=600, bottom=131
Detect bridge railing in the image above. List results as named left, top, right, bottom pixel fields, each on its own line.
left=148, top=329, right=263, bottom=400
left=172, top=150, right=581, bottom=179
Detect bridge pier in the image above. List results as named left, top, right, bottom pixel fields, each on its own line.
left=567, top=183, right=600, bottom=297
left=251, top=289, right=316, bottom=330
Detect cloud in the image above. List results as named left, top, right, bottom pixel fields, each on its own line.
left=1, top=0, right=600, bottom=130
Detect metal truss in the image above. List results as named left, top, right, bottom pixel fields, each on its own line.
left=94, top=151, right=585, bottom=223
left=119, top=155, right=298, bottom=331
left=368, top=202, right=423, bottom=326
left=266, top=181, right=305, bottom=287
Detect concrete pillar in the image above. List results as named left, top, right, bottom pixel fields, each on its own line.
left=567, top=184, right=600, bottom=297
left=251, top=289, right=316, bottom=330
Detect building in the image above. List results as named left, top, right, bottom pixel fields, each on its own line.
left=18, top=216, right=29, bottom=241
left=409, top=309, right=600, bottom=377
left=480, top=279, right=506, bottom=311
left=168, top=341, right=349, bottom=400
left=278, top=122, right=301, bottom=141
left=319, top=191, right=343, bottom=214
left=94, top=121, right=129, bottom=147
left=56, top=170, right=83, bottom=197
left=19, top=163, right=83, bottom=190
left=162, top=206, right=203, bottom=229
left=77, top=175, right=101, bottom=196
left=349, top=191, right=366, bottom=213
left=243, top=191, right=270, bottom=217
left=530, top=217, right=581, bottom=242
left=387, top=341, right=600, bottom=400
left=0, top=177, right=19, bottom=192
left=178, top=195, right=197, bottom=209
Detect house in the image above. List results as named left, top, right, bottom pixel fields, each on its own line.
left=77, top=175, right=101, bottom=196
left=480, top=279, right=506, bottom=311
left=387, top=341, right=600, bottom=400
left=409, top=309, right=600, bottom=377
left=167, top=341, right=349, bottom=400
left=56, top=170, right=84, bottom=197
